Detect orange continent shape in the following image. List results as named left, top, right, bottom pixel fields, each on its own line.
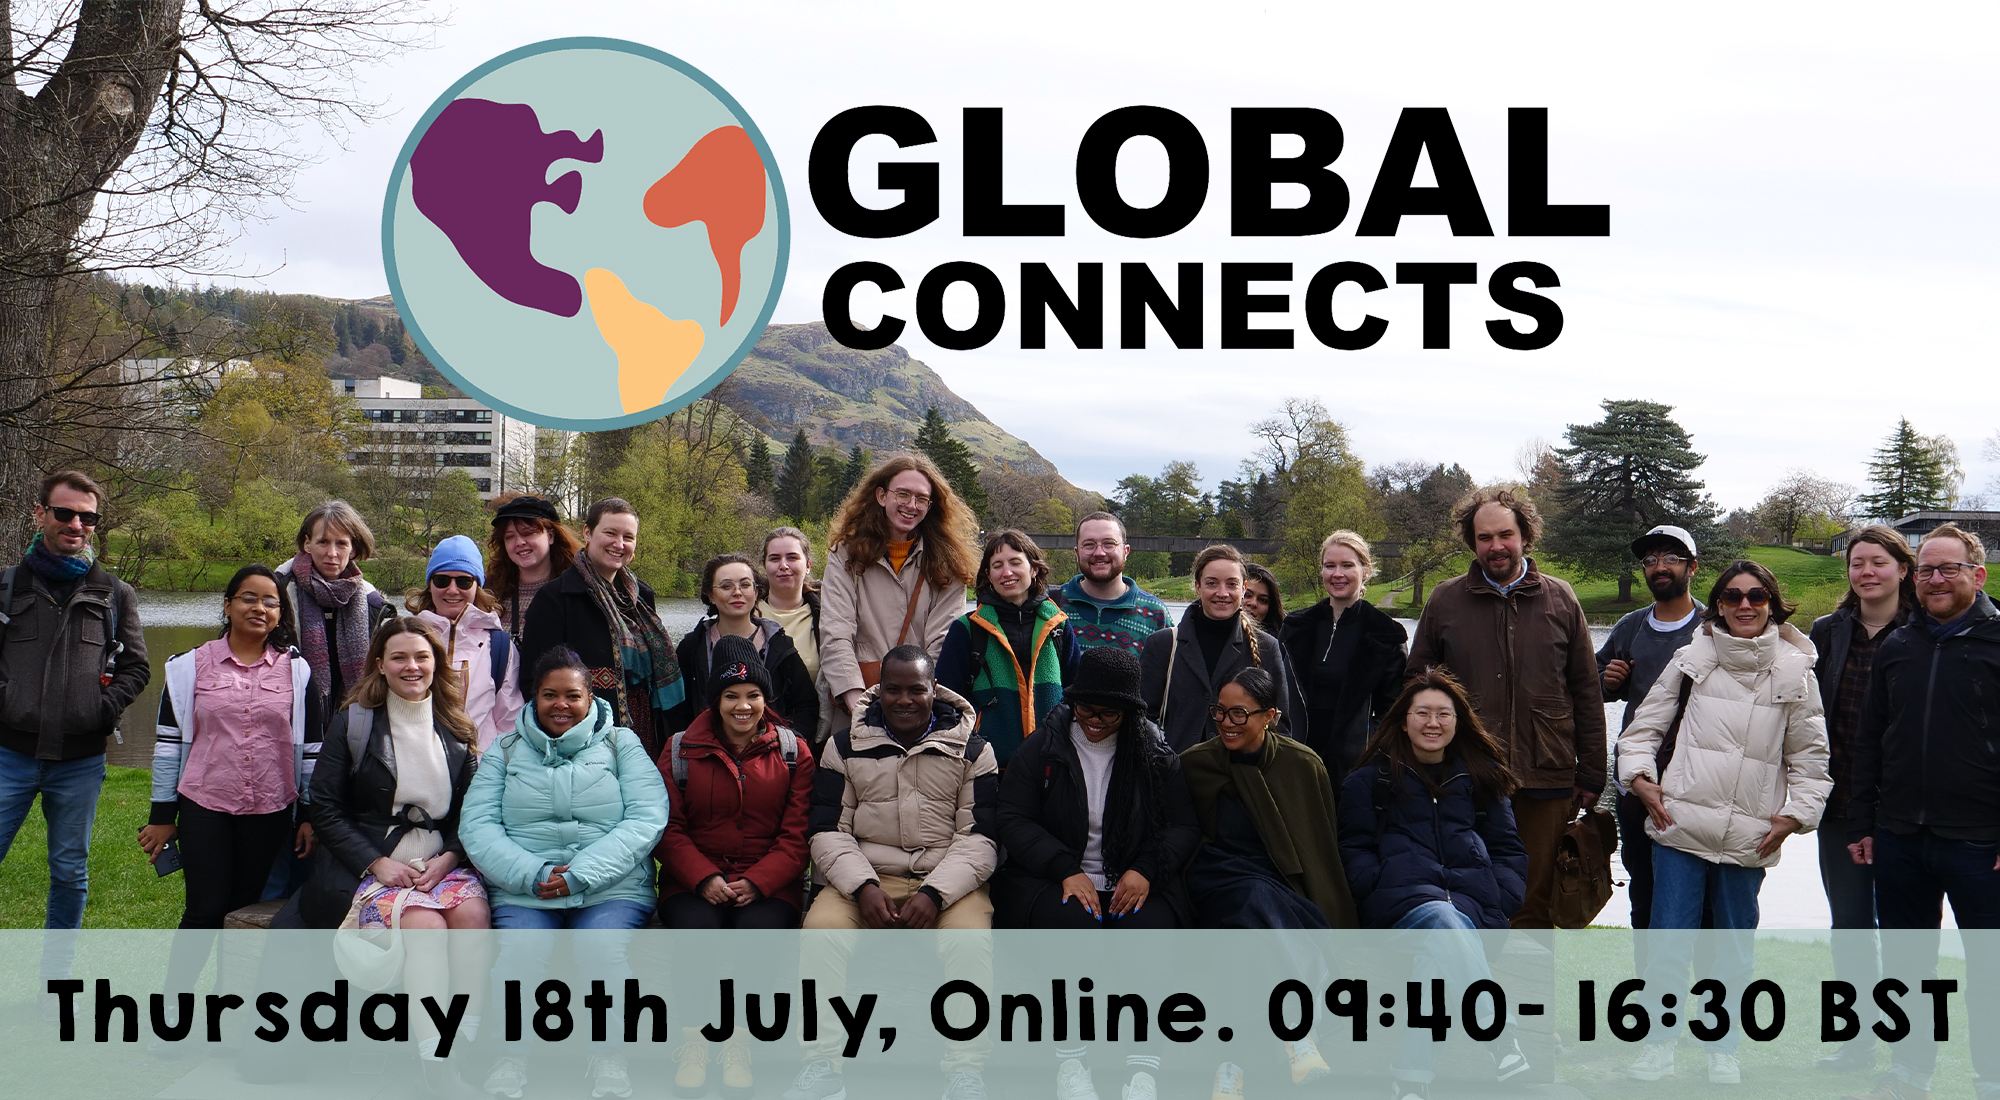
left=641, top=125, right=767, bottom=327
left=583, top=268, right=706, bottom=414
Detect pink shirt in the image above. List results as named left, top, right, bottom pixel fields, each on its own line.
left=179, top=638, right=297, bottom=816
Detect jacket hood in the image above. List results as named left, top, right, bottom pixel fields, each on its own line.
left=676, top=705, right=789, bottom=754
left=515, top=693, right=617, bottom=760
left=1677, top=621, right=1816, bottom=700
left=418, top=605, right=506, bottom=634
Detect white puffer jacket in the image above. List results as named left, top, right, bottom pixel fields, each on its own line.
left=1616, top=621, right=1831, bottom=868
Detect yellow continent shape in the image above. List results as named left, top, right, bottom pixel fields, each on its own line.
left=584, top=268, right=706, bottom=414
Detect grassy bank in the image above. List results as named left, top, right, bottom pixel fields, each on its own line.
left=0, top=767, right=179, bottom=929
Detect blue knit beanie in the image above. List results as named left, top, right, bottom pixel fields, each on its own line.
left=426, top=534, right=486, bottom=584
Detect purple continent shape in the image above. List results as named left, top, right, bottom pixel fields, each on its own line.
left=409, top=98, right=605, bottom=318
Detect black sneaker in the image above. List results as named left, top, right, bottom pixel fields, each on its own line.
left=1818, top=1040, right=1879, bottom=1074
left=783, top=1059, right=847, bottom=1100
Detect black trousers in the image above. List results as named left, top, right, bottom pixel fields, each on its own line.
left=165, top=798, right=293, bottom=993
left=659, top=891, right=798, bottom=1004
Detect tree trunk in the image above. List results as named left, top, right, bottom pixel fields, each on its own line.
left=1411, top=567, right=1427, bottom=607
left=0, top=1, right=180, bottom=552
left=1617, top=572, right=1634, bottom=603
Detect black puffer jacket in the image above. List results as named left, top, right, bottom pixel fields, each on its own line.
left=1279, top=598, right=1408, bottom=780
left=1337, top=753, right=1528, bottom=929
left=1848, top=592, right=2000, bottom=845
left=299, top=704, right=475, bottom=928
left=992, top=704, right=1199, bottom=927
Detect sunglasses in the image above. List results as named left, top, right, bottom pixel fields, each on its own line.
left=1717, top=587, right=1771, bottom=607
left=429, top=574, right=477, bottom=590
left=45, top=506, right=100, bottom=527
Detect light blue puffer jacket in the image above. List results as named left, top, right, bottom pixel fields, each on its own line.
left=460, top=696, right=669, bottom=909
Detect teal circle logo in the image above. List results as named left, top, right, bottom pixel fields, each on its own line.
left=383, top=37, right=788, bottom=429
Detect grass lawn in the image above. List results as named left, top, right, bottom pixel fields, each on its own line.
left=0, top=766, right=181, bottom=929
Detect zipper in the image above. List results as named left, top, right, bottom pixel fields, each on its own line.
left=1919, top=639, right=1943, bottom=826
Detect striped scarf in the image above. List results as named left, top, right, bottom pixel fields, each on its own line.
left=574, top=549, right=684, bottom=725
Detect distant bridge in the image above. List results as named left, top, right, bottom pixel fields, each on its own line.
left=1024, top=533, right=1408, bottom=558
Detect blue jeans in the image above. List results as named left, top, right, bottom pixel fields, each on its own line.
left=1819, top=823, right=1880, bottom=1031
left=489, top=900, right=653, bottom=1049
left=0, top=746, right=107, bottom=977
left=1643, top=842, right=1763, bottom=1053
left=1872, top=828, right=2000, bottom=1092
left=1390, top=901, right=1498, bottom=1083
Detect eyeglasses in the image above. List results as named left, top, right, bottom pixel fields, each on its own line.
left=1717, top=587, right=1771, bottom=607
left=1209, top=704, right=1271, bottom=725
left=1077, top=540, right=1124, bottom=554
left=1072, top=703, right=1123, bottom=726
left=1408, top=706, right=1457, bottom=722
left=1917, top=562, right=1978, bottom=580
left=45, top=506, right=100, bottom=527
left=429, top=574, right=477, bottom=590
left=712, top=579, right=757, bottom=594
left=887, top=487, right=933, bottom=508
left=231, top=594, right=282, bottom=609
left=1640, top=554, right=1687, bottom=568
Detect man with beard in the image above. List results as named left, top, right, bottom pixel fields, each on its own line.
left=1054, top=512, right=1172, bottom=659
left=1407, top=487, right=1605, bottom=928
left=1596, top=525, right=1705, bottom=944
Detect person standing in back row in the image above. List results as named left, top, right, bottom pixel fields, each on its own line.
left=1595, top=524, right=1704, bottom=952
left=818, top=454, right=977, bottom=737
left=0, top=471, right=150, bottom=990
left=1054, top=512, right=1172, bottom=659
left=1844, top=523, right=2000, bottom=1100
left=1406, top=487, right=1605, bottom=928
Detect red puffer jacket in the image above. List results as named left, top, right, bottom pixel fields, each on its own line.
left=654, top=710, right=815, bottom=911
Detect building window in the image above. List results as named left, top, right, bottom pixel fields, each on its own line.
left=474, top=478, right=492, bottom=493
left=475, top=410, right=493, bottom=423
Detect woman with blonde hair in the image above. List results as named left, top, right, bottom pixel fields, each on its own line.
left=1280, top=530, right=1409, bottom=778
left=1138, top=545, right=1296, bottom=751
left=301, top=617, right=488, bottom=1084
left=818, top=453, right=978, bottom=734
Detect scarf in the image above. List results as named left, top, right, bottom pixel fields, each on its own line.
left=290, top=551, right=373, bottom=709
left=575, top=549, right=684, bottom=724
left=24, top=533, right=93, bottom=583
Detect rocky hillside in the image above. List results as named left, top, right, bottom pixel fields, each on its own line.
left=718, top=322, right=1068, bottom=480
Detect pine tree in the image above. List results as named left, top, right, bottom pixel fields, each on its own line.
left=912, top=405, right=989, bottom=519
left=744, top=434, right=774, bottom=497
left=831, top=444, right=869, bottom=508
left=775, top=429, right=815, bottom=520
left=1544, top=399, right=1731, bottom=603
left=1858, top=418, right=1954, bottom=520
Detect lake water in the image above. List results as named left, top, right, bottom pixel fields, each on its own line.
left=123, top=596, right=1856, bottom=928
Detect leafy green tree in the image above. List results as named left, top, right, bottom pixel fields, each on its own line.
left=1114, top=461, right=1211, bottom=575
left=745, top=434, right=775, bottom=497
left=1374, top=461, right=1475, bottom=607
left=1544, top=399, right=1729, bottom=603
left=1858, top=419, right=1955, bottom=519
left=1245, top=400, right=1378, bottom=591
left=775, top=429, right=815, bottom=520
left=913, top=405, right=989, bottom=519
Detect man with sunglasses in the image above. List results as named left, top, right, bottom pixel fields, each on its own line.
left=1845, top=523, right=2000, bottom=1100
left=1596, top=525, right=1706, bottom=946
left=0, top=471, right=150, bottom=988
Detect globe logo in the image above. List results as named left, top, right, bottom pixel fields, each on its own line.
left=383, top=38, right=788, bottom=429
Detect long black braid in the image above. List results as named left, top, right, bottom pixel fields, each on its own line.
left=1099, top=704, right=1172, bottom=874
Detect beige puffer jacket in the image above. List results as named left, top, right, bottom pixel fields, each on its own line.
left=818, top=540, right=966, bottom=699
left=1616, top=621, right=1831, bottom=868
left=808, top=684, right=999, bottom=907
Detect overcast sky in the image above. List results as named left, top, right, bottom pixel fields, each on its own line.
left=192, top=1, right=1998, bottom=508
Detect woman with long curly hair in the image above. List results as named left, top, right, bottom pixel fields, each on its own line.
left=818, top=453, right=977, bottom=735
left=485, top=494, right=582, bottom=642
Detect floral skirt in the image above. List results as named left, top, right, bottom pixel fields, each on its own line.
left=353, top=868, right=486, bottom=929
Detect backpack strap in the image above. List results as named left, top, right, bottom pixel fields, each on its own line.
left=1658, top=673, right=1696, bottom=773
left=346, top=703, right=373, bottom=776
left=670, top=730, right=689, bottom=791
left=0, top=565, right=15, bottom=628
left=1155, top=626, right=1180, bottom=726
left=776, top=727, right=799, bottom=776
left=488, top=628, right=510, bottom=692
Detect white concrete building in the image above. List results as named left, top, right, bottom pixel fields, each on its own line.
left=332, top=376, right=535, bottom=498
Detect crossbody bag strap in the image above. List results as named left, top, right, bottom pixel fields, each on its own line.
left=893, top=580, right=923, bottom=648
left=1157, top=625, right=1180, bottom=725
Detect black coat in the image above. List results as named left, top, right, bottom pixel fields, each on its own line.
left=1848, top=592, right=2000, bottom=845
left=674, top=617, right=820, bottom=737
left=298, top=703, right=475, bottom=928
left=520, top=565, right=690, bottom=737
left=992, top=703, right=1199, bottom=927
left=1279, top=598, right=1409, bottom=780
left=1138, top=608, right=1296, bottom=752
left=1336, top=754, right=1528, bottom=929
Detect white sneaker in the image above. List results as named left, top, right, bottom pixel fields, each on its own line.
left=1492, top=1036, right=1531, bottom=1082
left=484, top=1056, right=528, bottom=1099
left=588, top=1053, right=634, bottom=1099
left=1708, top=1051, right=1741, bottom=1085
left=1057, top=1059, right=1101, bottom=1100
left=1122, top=1071, right=1158, bottom=1100
left=1627, top=1043, right=1676, bottom=1081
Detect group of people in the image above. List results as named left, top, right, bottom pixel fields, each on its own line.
left=0, top=461, right=1994, bottom=1100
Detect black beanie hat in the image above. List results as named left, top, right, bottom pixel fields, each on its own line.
left=707, top=634, right=775, bottom=710
left=1064, top=645, right=1147, bottom=713
left=492, top=495, right=559, bottom=528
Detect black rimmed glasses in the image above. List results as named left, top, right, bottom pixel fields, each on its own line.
left=1209, top=704, right=1271, bottom=725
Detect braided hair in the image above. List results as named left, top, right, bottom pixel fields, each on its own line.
left=1191, top=544, right=1264, bottom=669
